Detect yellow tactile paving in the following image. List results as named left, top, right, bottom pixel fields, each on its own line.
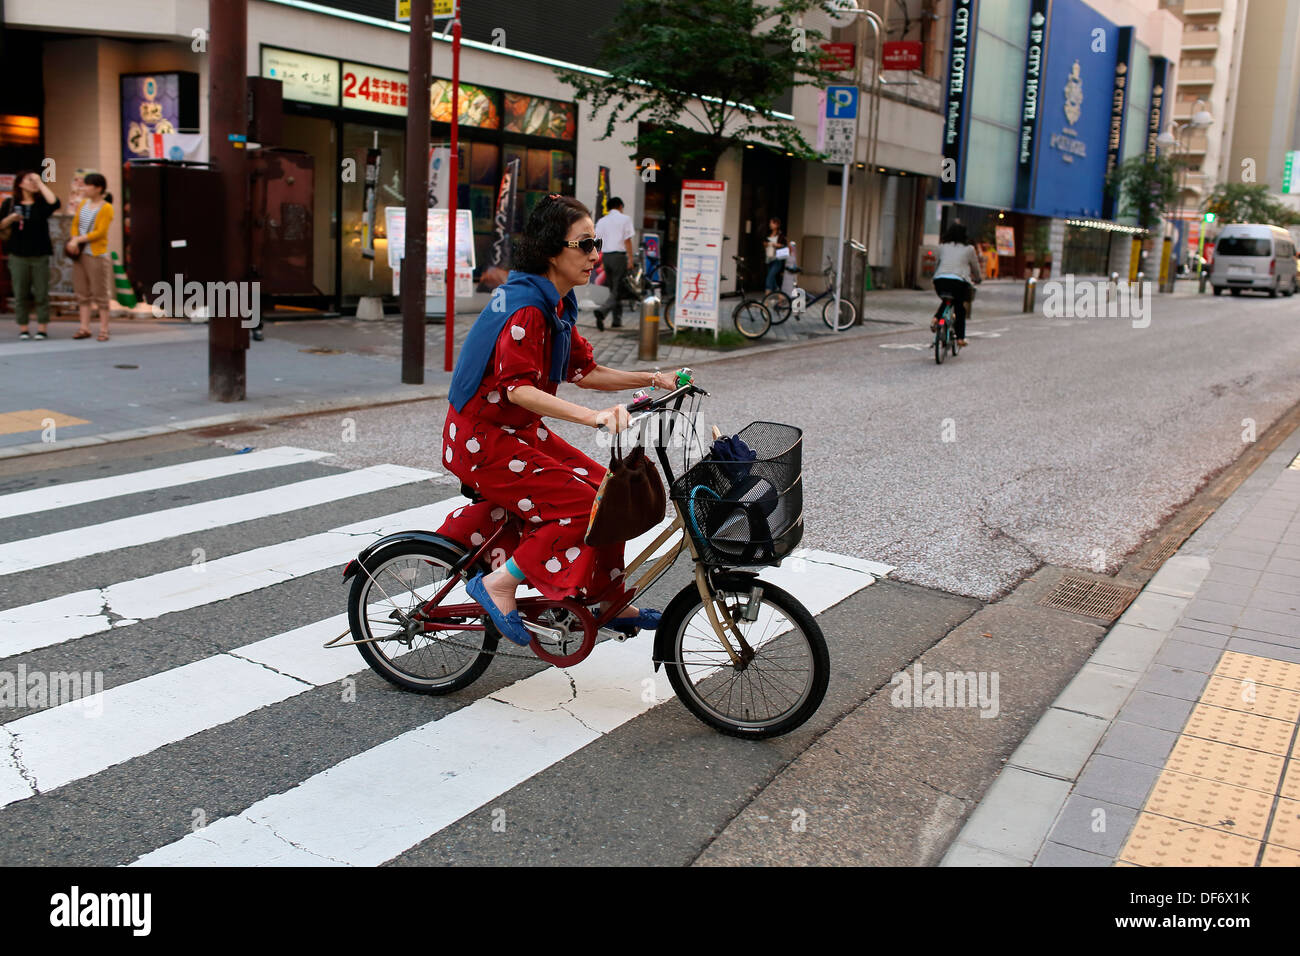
left=1119, top=812, right=1260, bottom=866
left=1201, top=674, right=1300, bottom=723
left=1261, top=844, right=1300, bottom=866
left=0, top=409, right=90, bottom=436
left=1265, top=797, right=1300, bottom=852
left=1182, top=702, right=1297, bottom=756
left=1144, top=769, right=1275, bottom=841
left=1164, top=735, right=1286, bottom=794
left=1217, top=651, right=1300, bottom=693
left=1282, top=763, right=1300, bottom=801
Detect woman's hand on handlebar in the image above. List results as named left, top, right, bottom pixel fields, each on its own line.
left=593, top=404, right=630, bottom=433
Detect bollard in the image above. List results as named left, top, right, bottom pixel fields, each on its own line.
left=1198, top=269, right=1209, bottom=294
left=1023, top=276, right=1037, bottom=313
left=638, top=289, right=660, bottom=362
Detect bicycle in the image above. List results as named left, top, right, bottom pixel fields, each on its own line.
left=715, top=255, right=772, bottom=339
left=625, top=237, right=678, bottom=333
left=933, top=293, right=960, bottom=364
left=329, top=381, right=828, bottom=739
left=761, top=258, right=857, bottom=332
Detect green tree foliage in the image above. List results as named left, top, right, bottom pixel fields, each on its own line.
left=1104, top=154, right=1181, bottom=233
left=558, top=0, right=839, bottom=178
left=1202, top=182, right=1300, bottom=226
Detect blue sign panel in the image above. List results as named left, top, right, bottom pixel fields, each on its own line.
left=1022, top=0, right=1118, bottom=219
left=826, top=85, right=858, bottom=119
left=939, top=0, right=980, bottom=201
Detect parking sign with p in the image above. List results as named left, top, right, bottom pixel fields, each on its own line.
left=826, top=85, right=858, bottom=119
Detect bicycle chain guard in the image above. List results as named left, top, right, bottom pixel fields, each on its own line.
left=525, top=599, right=598, bottom=668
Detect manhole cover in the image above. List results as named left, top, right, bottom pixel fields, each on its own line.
left=1038, top=575, right=1140, bottom=620
left=114, top=364, right=139, bottom=369
left=299, top=347, right=344, bottom=355
left=1139, top=507, right=1213, bottom=571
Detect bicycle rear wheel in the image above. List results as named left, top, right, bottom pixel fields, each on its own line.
left=660, top=266, right=677, bottom=332
left=733, top=300, right=771, bottom=339
left=347, top=541, right=498, bottom=694
left=934, top=329, right=945, bottom=364
left=822, top=295, right=856, bottom=331
left=659, top=576, right=829, bottom=739
left=762, top=290, right=792, bottom=324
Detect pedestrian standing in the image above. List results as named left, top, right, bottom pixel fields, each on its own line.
left=763, top=217, right=789, bottom=292
left=592, top=196, right=635, bottom=331
left=67, top=172, right=115, bottom=341
left=1, top=170, right=61, bottom=340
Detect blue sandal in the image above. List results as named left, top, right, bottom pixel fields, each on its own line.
left=605, top=608, right=662, bottom=636
left=466, top=573, right=533, bottom=646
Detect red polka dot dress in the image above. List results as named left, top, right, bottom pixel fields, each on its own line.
left=437, top=304, right=628, bottom=603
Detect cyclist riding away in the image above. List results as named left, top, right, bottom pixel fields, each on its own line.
left=438, top=194, right=676, bottom=647
left=931, top=223, right=983, bottom=348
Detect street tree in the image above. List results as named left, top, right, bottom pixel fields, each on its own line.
left=557, top=0, right=839, bottom=179
left=1202, top=182, right=1300, bottom=226
left=1105, top=154, right=1181, bottom=233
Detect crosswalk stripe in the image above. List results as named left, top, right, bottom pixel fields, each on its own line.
left=0, top=446, right=333, bottom=520
left=0, top=498, right=469, bottom=659
left=0, top=520, right=684, bottom=809
left=130, top=551, right=881, bottom=866
left=0, top=464, right=439, bottom=576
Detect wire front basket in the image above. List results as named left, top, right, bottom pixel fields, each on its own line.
left=669, top=421, right=803, bottom=567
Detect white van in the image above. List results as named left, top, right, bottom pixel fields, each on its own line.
left=1210, top=223, right=1298, bottom=297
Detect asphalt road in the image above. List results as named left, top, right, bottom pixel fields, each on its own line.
left=224, top=285, right=1300, bottom=600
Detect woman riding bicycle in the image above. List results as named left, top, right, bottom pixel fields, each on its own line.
left=438, top=194, right=677, bottom=646
left=931, top=223, right=983, bottom=347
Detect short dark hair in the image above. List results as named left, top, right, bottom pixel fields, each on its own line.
left=608, top=196, right=623, bottom=210
left=83, top=172, right=113, bottom=204
left=514, top=194, right=592, bottom=273
left=941, top=223, right=969, bottom=245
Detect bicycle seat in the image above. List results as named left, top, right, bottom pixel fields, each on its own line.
left=460, top=483, right=484, bottom=504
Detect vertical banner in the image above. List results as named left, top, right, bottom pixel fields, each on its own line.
left=428, top=146, right=450, bottom=209
left=1145, top=57, right=1169, bottom=160
left=476, top=156, right=520, bottom=291
left=940, top=0, right=980, bottom=201
left=1102, top=26, right=1134, bottom=218
left=596, top=165, right=611, bottom=219
left=1014, top=0, right=1050, bottom=211
left=361, top=147, right=382, bottom=260
left=674, top=179, right=727, bottom=333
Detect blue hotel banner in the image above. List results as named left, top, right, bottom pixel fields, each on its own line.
left=1102, top=26, right=1134, bottom=218
left=1145, top=56, right=1169, bottom=160
left=1014, top=0, right=1052, bottom=211
left=939, top=0, right=979, bottom=201
left=1021, top=0, right=1118, bottom=219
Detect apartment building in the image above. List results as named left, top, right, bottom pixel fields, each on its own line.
left=1228, top=0, right=1300, bottom=210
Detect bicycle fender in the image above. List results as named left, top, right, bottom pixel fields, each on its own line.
left=651, top=569, right=761, bottom=671
left=342, top=531, right=469, bottom=580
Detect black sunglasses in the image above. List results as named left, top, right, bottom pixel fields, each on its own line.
left=564, top=238, right=603, bottom=254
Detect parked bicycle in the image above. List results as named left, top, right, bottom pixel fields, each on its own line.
left=715, top=254, right=773, bottom=339
left=761, top=257, right=857, bottom=332
left=933, top=292, right=960, bottom=364
left=330, top=381, right=828, bottom=739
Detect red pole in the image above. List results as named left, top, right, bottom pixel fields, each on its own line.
left=445, top=14, right=461, bottom=372
left=401, top=0, right=431, bottom=385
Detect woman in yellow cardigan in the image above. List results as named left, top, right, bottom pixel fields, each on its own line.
left=66, top=172, right=115, bottom=341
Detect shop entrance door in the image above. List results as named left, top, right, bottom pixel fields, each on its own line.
left=281, top=114, right=336, bottom=303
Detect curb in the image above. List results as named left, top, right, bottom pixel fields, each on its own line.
left=939, top=412, right=1300, bottom=867
left=0, top=384, right=449, bottom=460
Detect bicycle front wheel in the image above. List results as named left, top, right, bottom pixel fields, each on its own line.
left=934, top=330, right=945, bottom=364
left=660, top=266, right=677, bottom=332
left=821, top=295, right=857, bottom=331
left=733, top=300, right=771, bottom=339
left=762, top=290, right=792, bottom=324
left=659, top=577, right=829, bottom=739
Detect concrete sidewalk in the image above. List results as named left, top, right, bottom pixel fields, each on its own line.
left=942, top=420, right=1300, bottom=867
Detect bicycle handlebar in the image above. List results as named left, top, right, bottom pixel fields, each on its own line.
left=596, top=381, right=708, bottom=433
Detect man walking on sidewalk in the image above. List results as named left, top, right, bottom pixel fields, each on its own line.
left=593, top=197, right=635, bottom=330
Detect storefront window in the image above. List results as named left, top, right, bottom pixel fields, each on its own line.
left=341, top=122, right=404, bottom=301
left=431, top=80, right=500, bottom=128
left=503, top=93, right=576, bottom=140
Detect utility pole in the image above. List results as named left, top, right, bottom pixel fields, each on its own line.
left=445, top=7, right=462, bottom=373
left=208, top=0, right=250, bottom=401
left=402, top=0, right=432, bottom=384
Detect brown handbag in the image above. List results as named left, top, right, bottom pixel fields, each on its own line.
left=584, top=433, right=666, bottom=547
